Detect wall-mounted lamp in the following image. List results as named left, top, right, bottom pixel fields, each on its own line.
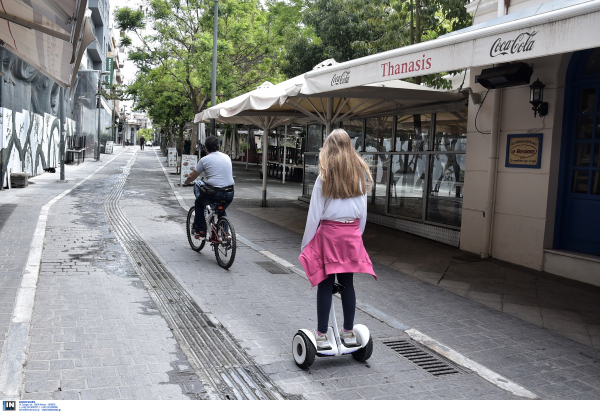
left=529, top=78, right=548, bottom=118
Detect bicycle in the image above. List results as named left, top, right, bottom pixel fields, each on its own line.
left=184, top=182, right=237, bottom=269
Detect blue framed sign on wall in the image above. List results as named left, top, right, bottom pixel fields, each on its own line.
left=505, top=133, right=543, bottom=168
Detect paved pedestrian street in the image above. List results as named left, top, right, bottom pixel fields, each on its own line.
left=2, top=147, right=600, bottom=401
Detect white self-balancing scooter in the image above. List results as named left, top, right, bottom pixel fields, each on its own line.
left=292, top=282, right=373, bottom=369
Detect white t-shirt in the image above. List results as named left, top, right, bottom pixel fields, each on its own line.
left=194, top=151, right=235, bottom=187
left=301, top=175, right=367, bottom=251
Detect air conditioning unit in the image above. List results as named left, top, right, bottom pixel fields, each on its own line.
left=477, top=63, right=533, bottom=89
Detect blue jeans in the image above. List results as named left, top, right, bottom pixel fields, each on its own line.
left=193, top=184, right=234, bottom=233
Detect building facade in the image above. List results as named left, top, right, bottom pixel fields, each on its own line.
left=299, top=0, right=600, bottom=286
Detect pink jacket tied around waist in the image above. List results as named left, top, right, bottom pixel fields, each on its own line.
left=299, top=220, right=377, bottom=287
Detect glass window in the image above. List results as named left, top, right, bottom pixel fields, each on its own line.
left=387, top=153, right=425, bottom=219
left=343, top=119, right=363, bottom=152
left=303, top=153, right=319, bottom=197
left=433, top=109, right=467, bottom=151
left=593, top=171, right=600, bottom=195
left=578, top=89, right=597, bottom=113
left=396, top=114, right=431, bottom=151
left=363, top=154, right=390, bottom=214
left=426, top=153, right=465, bottom=227
left=307, top=124, right=322, bottom=152
left=571, top=170, right=589, bottom=194
left=365, top=117, right=393, bottom=152
left=576, top=116, right=594, bottom=140
left=582, top=48, right=600, bottom=76
left=574, top=143, right=592, bottom=167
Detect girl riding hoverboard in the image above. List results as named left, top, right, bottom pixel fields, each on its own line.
left=293, top=129, right=376, bottom=368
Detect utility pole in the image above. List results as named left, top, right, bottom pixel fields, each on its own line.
left=59, top=87, right=66, bottom=180
left=210, top=0, right=218, bottom=136
left=96, top=71, right=111, bottom=161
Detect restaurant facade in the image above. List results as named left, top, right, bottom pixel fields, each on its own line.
left=299, top=0, right=600, bottom=286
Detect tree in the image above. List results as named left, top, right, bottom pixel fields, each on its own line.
left=281, top=0, right=472, bottom=88
left=351, top=0, right=472, bottom=88
left=128, top=65, right=193, bottom=154
left=281, top=0, right=385, bottom=78
left=116, top=0, right=304, bottom=152
left=137, top=128, right=153, bottom=141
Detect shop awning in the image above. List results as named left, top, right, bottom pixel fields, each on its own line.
left=195, top=72, right=466, bottom=128
left=301, top=0, right=600, bottom=94
left=0, top=0, right=97, bottom=89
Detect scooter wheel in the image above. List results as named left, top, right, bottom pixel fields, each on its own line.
left=292, top=331, right=315, bottom=369
left=352, top=336, right=373, bottom=362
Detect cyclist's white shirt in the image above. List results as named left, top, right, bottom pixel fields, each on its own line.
left=301, top=175, right=367, bottom=251
left=194, top=151, right=235, bottom=188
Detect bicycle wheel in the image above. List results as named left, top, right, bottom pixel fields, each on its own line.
left=186, top=207, right=205, bottom=252
left=214, top=217, right=236, bottom=269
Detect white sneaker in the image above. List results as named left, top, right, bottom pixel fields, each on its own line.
left=313, top=330, right=332, bottom=351
left=340, top=328, right=358, bottom=347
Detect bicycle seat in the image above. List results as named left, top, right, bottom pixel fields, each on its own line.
left=332, top=282, right=346, bottom=295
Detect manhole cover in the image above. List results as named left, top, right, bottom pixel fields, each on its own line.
left=383, top=339, right=462, bottom=377
left=453, top=254, right=481, bottom=263
left=254, top=261, right=290, bottom=274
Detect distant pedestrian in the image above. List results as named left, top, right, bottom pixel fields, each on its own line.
left=299, top=128, right=376, bottom=351
left=139, top=136, right=145, bottom=150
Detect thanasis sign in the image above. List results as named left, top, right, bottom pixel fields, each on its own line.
left=506, top=134, right=543, bottom=168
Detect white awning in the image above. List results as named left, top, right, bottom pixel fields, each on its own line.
left=195, top=72, right=465, bottom=127
left=301, top=0, right=600, bottom=94
left=0, top=0, right=97, bottom=89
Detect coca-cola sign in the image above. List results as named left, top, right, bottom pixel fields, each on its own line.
left=490, top=31, right=537, bottom=58
left=331, top=71, right=350, bottom=86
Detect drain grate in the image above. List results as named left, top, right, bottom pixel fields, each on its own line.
left=254, top=261, right=290, bottom=274
left=383, top=339, right=461, bottom=377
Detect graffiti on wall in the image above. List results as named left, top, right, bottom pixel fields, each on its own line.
left=0, top=48, right=77, bottom=187
left=0, top=108, right=76, bottom=184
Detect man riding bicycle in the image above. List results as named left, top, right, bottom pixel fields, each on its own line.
left=183, top=135, right=235, bottom=239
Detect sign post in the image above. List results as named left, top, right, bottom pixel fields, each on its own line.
left=180, top=155, right=198, bottom=185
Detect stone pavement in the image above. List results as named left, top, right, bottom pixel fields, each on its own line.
left=235, top=165, right=600, bottom=351
left=1, top=148, right=128, bottom=377
left=2, top=148, right=207, bottom=400
left=137, top=149, right=600, bottom=400
left=2, top=147, right=600, bottom=400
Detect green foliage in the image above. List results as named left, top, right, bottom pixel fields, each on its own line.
left=115, top=0, right=306, bottom=132
left=282, top=0, right=472, bottom=88
left=137, top=128, right=153, bottom=140
left=281, top=0, right=384, bottom=77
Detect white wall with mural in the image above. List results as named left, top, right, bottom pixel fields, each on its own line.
left=0, top=108, right=75, bottom=186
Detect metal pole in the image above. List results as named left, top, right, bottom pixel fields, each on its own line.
left=282, top=124, right=287, bottom=184
left=261, top=121, right=269, bottom=207
left=245, top=129, right=249, bottom=171
left=59, top=87, right=65, bottom=180
left=112, top=97, right=116, bottom=145
left=96, top=74, right=101, bottom=161
left=210, top=0, right=218, bottom=136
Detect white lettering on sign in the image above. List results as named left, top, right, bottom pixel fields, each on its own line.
left=490, top=31, right=537, bottom=58
left=331, top=71, right=351, bottom=86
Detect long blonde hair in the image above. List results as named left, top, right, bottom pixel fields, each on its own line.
left=319, top=129, right=373, bottom=199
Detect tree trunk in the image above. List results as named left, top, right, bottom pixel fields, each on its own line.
left=191, top=101, right=199, bottom=155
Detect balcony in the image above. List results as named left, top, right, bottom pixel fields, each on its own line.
left=87, top=41, right=105, bottom=63
left=88, top=0, right=107, bottom=26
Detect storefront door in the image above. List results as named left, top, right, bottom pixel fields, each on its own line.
left=556, top=48, right=600, bottom=256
